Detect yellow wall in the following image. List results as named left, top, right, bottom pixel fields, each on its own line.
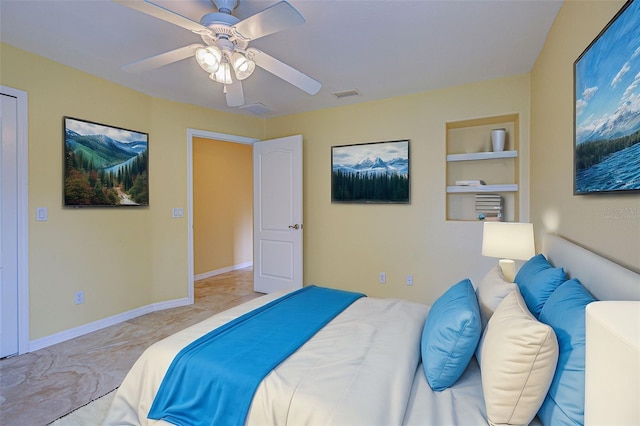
left=265, top=74, right=531, bottom=304
left=3, top=0, right=637, bottom=343
left=530, top=0, right=639, bottom=272
left=0, top=43, right=264, bottom=340
left=193, top=138, right=253, bottom=275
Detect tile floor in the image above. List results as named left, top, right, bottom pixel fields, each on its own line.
left=0, top=268, right=261, bottom=425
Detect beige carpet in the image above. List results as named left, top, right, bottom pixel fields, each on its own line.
left=0, top=268, right=260, bottom=426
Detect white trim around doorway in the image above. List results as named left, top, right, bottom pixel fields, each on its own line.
left=186, top=129, right=258, bottom=304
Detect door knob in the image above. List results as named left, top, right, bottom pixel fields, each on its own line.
left=288, top=224, right=300, bottom=230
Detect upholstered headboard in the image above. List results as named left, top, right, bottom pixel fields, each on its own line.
left=541, top=233, right=640, bottom=301
left=541, top=234, right=640, bottom=425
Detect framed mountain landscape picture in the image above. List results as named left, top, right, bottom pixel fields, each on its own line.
left=574, top=0, right=640, bottom=195
left=64, top=117, right=149, bottom=207
left=331, top=139, right=410, bottom=203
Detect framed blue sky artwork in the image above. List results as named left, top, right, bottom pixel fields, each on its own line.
left=331, top=139, right=410, bottom=203
left=574, top=0, right=640, bottom=195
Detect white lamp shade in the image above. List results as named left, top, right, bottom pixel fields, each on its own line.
left=195, top=46, right=222, bottom=74
left=210, top=61, right=233, bottom=85
left=230, top=52, right=255, bottom=80
left=482, top=222, right=535, bottom=261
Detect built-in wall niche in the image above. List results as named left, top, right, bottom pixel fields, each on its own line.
left=446, top=114, right=519, bottom=222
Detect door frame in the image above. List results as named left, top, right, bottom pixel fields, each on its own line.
left=0, top=85, right=29, bottom=355
left=186, top=128, right=259, bottom=302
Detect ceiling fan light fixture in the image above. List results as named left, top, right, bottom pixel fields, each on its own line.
left=195, top=46, right=222, bottom=73
left=230, top=51, right=255, bottom=80
left=119, top=0, right=322, bottom=107
left=210, top=61, right=233, bottom=85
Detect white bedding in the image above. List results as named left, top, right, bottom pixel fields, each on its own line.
left=403, top=358, right=490, bottom=426
left=106, top=234, right=637, bottom=426
left=403, top=358, right=486, bottom=426
left=104, top=290, right=433, bottom=426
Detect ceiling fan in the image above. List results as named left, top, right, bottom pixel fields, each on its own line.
left=115, top=0, right=321, bottom=107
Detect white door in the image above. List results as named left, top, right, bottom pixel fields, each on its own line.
left=1, top=93, right=19, bottom=358
left=253, top=135, right=303, bottom=293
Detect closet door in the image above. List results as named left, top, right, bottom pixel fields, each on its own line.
left=0, top=93, right=19, bottom=358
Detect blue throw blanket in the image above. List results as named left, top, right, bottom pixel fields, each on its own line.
left=147, top=285, right=365, bottom=426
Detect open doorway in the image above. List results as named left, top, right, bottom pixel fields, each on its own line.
left=192, top=137, right=253, bottom=279
left=187, top=129, right=304, bottom=299
left=187, top=129, right=259, bottom=303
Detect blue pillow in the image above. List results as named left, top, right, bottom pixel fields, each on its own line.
left=514, top=253, right=550, bottom=283
left=514, top=254, right=567, bottom=318
left=537, top=278, right=596, bottom=426
left=421, top=279, right=482, bottom=391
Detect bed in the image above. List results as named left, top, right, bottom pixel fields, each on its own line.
left=104, top=234, right=640, bottom=426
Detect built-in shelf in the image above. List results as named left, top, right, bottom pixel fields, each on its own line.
left=446, top=114, right=520, bottom=222
left=447, top=184, right=518, bottom=193
left=447, top=150, right=518, bottom=162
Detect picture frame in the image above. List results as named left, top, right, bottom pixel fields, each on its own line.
left=331, top=139, right=410, bottom=203
left=64, top=116, right=149, bottom=207
left=574, top=0, right=640, bottom=195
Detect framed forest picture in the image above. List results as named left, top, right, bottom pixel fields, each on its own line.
left=331, top=139, right=410, bottom=203
left=64, top=117, right=149, bottom=207
left=574, top=0, right=640, bottom=194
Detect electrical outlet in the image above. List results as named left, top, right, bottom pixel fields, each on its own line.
left=74, top=291, right=84, bottom=305
left=379, top=272, right=386, bottom=284
left=406, top=275, right=413, bottom=286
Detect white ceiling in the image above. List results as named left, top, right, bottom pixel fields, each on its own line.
left=0, top=0, right=563, bottom=118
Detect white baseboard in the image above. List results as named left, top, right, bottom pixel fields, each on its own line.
left=194, top=262, right=253, bottom=281
left=28, top=297, right=191, bottom=353
left=28, top=263, right=253, bottom=353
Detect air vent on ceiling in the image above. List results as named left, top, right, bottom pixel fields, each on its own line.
left=332, top=89, right=361, bottom=100
left=239, top=102, right=272, bottom=115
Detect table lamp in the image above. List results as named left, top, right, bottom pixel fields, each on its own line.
left=482, top=222, right=535, bottom=283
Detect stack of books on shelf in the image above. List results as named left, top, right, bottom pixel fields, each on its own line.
left=455, top=179, right=486, bottom=187
left=475, top=194, right=503, bottom=221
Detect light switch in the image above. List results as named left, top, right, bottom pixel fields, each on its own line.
left=36, top=207, right=48, bottom=221
left=172, top=207, right=184, bottom=218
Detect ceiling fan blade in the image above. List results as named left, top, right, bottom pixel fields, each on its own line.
left=225, top=80, right=245, bottom=107
left=247, top=48, right=321, bottom=95
left=122, top=44, right=204, bottom=73
left=233, top=1, right=304, bottom=41
left=114, top=0, right=209, bottom=34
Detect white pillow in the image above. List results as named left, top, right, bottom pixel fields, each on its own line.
left=475, top=267, right=516, bottom=365
left=481, top=289, right=559, bottom=426
left=476, top=266, right=516, bottom=327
